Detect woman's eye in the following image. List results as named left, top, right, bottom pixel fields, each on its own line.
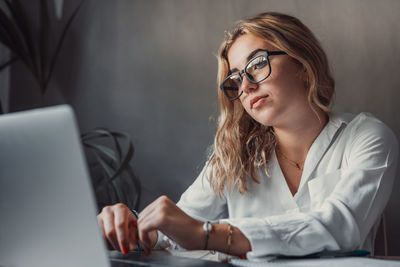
left=255, top=59, right=267, bottom=69
left=248, top=57, right=268, bottom=70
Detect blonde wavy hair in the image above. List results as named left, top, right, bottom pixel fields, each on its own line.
left=207, top=12, right=335, bottom=196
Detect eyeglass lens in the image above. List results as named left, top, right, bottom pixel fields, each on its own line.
left=222, top=54, right=270, bottom=100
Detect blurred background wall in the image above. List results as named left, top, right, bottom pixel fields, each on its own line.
left=3, top=0, right=400, bottom=255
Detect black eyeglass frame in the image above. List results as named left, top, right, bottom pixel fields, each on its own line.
left=219, top=50, right=287, bottom=101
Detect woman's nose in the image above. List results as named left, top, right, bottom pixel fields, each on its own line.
left=240, top=75, right=257, bottom=95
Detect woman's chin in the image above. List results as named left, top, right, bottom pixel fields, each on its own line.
left=253, top=117, right=275, bottom=127
left=249, top=110, right=277, bottom=127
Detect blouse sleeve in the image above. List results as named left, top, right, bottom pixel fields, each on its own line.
left=176, top=163, right=228, bottom=221
left=153, top=163, right=228, bottom=250
left=220, top=117, right=399, bottom=258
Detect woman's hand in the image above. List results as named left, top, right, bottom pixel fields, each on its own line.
left=97, top=197, right=204, bottom=255
left=137, top=195, right=204, bottom=253
left=97, top=203, right=140, bottom=254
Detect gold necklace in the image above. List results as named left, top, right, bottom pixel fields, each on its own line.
left=276, top=148, right=304, bottom=171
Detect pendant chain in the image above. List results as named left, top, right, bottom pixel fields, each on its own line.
left=276, top=148, right=304, bottom=171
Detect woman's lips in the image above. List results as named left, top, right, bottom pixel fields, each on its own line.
left=250, top=95, right=268, bottom=109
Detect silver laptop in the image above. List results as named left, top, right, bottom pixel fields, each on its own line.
left=0, top=105, right=110, bottom=267
left=0, top=105, right=232, bottom=267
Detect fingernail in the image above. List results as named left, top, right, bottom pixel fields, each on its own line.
left=122, top=247, right=127, bottom=255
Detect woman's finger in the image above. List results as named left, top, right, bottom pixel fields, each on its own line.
left=128, top=219, right=139, bottom=250
left=100, top=208, right=119, bottom=251
left=97, top=215, right=114, bottom=250
left=113, top=204, right=132, bottom=254
left=137, top=210, right=165, bottom=252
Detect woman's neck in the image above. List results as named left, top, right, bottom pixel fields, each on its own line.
left=273, top=108, right=328, bottom=162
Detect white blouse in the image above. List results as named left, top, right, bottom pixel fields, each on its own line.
left=156, top=112, right=399, bottom=259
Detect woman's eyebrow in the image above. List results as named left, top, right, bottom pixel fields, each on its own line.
left=229, top=67, right=239, bottom=74
left=247, top=48, right=266, bottom=61
left=229, top=48, right=266, bottom=73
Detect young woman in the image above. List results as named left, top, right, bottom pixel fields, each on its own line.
left=97, top=12, right=398, bottom=259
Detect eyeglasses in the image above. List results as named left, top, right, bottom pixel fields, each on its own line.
left=220, top=50, right=287, bottom=101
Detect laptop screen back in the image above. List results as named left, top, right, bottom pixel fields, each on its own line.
left=0, top=105, right=110, bottom=267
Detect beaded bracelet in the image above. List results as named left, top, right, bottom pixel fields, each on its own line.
left=130, top=209, right=141, bottom=253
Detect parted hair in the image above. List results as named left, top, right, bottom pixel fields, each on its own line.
left=207, top=12, right=335, bottom=196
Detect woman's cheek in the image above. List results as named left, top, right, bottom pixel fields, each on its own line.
left=239, top=97, right=250, bottom=113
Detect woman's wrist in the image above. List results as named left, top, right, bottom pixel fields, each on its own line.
left=188, top=220, right=207, bottom=250
left=202, top=221, right=212, bottom=250
left=204, top=223, right=251, bottom=256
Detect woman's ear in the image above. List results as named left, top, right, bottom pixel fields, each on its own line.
left=296, top=64, right=309, bottom=86
left=301, top=66, right=310, bottom=87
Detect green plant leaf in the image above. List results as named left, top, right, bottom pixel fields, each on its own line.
left=82, top=127, right=140, bottom=209
left=0, top=16, right=13, bottom=48
left=4, top=0, right=39, bottom=76
left=109, top=181, right=120, bottom=204
left=126, top=165, right=141, bottom=210
left=112, top=178, right=126, bottom=205
left=0, top=1, right=38, bottom=80
left=109, top=131, right=124, bottom=159
left=45, top=0, right=85, bottom=94
left=0, top=55, right=18, bottom=71
left=81, top=128, right=123, bottom=160
left=0, top=7, right=22, bottom=54
left=83, top=141, right=120, bottom=165
left=83, top=131, right=134, bottom=184
left=86, top=143, right=116, bottom=178
left=108, top=140, right=134, bottom=183
left=39, top=0, right=50, bottom=93
left=93, top=153, right=121, bottom=205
